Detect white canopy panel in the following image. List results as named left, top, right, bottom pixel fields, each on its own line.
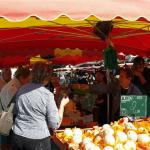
left=0, top=0, right=150, bottom=20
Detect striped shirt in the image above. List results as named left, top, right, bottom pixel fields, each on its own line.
left=13, top=83, right=61, bottom=139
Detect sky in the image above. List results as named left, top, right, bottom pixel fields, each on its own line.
left=0, top=0, right=150, bottom=20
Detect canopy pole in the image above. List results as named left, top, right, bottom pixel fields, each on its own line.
left=106, top=69, right=111, bottom=123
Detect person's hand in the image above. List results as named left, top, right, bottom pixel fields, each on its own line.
left=60, top=97, right=70, bottom=107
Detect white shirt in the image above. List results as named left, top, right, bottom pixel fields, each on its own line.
left=0, top=76, right=6, bottom=91
left=0, top=77, right=21, bottom=110
left=13, top=83, right=61, bottom=139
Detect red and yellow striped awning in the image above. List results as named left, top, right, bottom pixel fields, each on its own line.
left=0, top=15, right=150, bottom=68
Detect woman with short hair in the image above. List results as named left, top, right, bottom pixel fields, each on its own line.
left=11, top=62, right=69, bottom=150
left=0, top=66, right=30, bottom=111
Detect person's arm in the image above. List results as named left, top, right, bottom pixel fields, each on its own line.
left=136, top=73, right=146, bottom=85
left=12, top=93, right=20, bottom=121
left=138, top=75, right=150, bottom=94
left=133, top=71, right=150, bottom=95
left=46, top=94, right=69, bottom=130
left=58, top=97, right=69, bottom=121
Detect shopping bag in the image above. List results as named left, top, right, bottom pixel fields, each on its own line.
left=0, top=103, right=14, bottom=136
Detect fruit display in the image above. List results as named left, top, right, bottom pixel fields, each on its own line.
left=54, top=117, right=150, bottom=150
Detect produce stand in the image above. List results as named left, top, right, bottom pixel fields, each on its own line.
left=53, top=128, right=93, bottom=150
left=53, top=118, right=150, bottom=150
left=53, top=130, right=69, bottom=150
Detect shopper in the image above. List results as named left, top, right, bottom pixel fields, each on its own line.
left=0, top=68, right=11, bottom=91
left=0, top=66, right=30, bottom=150
left=0, top=66, right=30, bottom=111
left=11, top=62, right=69, bottom=150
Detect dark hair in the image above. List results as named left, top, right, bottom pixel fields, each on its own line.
left=120, top=67, right=133, bottom=79
left=15, top=66, right=30, bottom=79
left=96, top=70, right=107, bottom=83
left=133, top=56, right=145, bottom=65
left=2, top=68, right=11, bottom=74
left=96, top=70, right=105, bottom=76
left=32, top=62, right=50, bottom=84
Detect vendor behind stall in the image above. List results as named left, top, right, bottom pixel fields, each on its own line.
left=92, top=70, right=107, bottom=125
left=132, top=56, right=150, bottom=96
left=11, top=62, right=69, bottom=150
left=90, top=67, right=142, bottom=122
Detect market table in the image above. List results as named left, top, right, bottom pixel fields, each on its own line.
left=53, top=118, right=150, bottom=150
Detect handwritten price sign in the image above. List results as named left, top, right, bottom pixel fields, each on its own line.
left=120, top=95, right=147, bottom=118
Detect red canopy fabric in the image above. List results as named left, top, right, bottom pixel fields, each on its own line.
left=0, top=56, right=29, bottom=68
left=0, top=17, right=150, bottom=67
left=0, top=27, right=150, bottom=58
left=52, top=55, right=101, bottom=65
left=0, top=26, right=106, bottom=63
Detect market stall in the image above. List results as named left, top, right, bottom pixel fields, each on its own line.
left=53, top=117, right=150, bottom=150
left=0, top=1, right=150, bottom=150
left=0, top=15, right=150, bottom=68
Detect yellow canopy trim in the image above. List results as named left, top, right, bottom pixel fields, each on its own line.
left=0, top=15, right=150, bottom=31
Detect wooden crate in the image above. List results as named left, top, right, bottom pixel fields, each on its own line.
left=52, top=128, right=94, bottom=150
left=52, top=131, right=68, bottom=150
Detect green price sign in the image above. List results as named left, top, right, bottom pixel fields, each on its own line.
left=120, top=95, right=147, bottom=117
